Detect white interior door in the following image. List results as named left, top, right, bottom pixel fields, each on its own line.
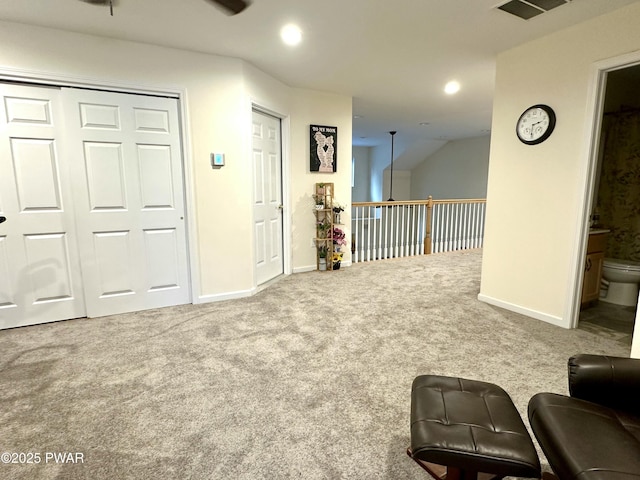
left=62, top=88, right=190, bottom=318
left=252, top=110, right=284, bottom=285
left=0, top=84, right=85, bottom=329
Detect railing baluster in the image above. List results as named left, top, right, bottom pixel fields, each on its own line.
left=421, top=204, right=425, bottom=254
left=356, top=207, right=367, bottom=262
left=405, top=206, right=410, bottom=257
left=362, top=206, right=367, bottom=262
left=449, top=204, right=452, bottom=251
left=478, top=203, right=487, bottom=247
left=469, top=204, right=474, bottom=249
left=399, top=205, right=405, bottom=257
left=350, top=198, right=485, bottom=262
left=457, top=203, right=462, bottom=250
left=370, top=206, right=375, bottom=261
left=391, top=205, right=397, bottom=258
left=404, top=206, right=409, bottom=257
left=354, top=205, right=360, bottom=263
left=359, top=206, right=365, bottom=263
left=460, top=204, right=466, bottom=250
left=437, top=204, right=442, bottom=253
left=440, top=204, right=445, bottom=253
left=392, top=205, right=397, bottom=258
left=409, top=205, right=420, bottom=256
left=433, top=204, right=439, bottom=253
left=462, top=203, right=468, bottom=250
left=382, top=207, right=387, bottom=259
left=471, top=203, right=477, bottom=249
left=452, top=204, right=456, bottom=250
left=376, top=207, right=381, bottom=260
left=445, top=204, right=451, bottom=252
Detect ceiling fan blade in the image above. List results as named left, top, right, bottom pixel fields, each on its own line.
left=79, top=0, right=118, bottom=16
left=207, top=0, right=250, bottom=15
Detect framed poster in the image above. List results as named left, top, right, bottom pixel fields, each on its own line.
left=310, top=125, right=337, bottom=173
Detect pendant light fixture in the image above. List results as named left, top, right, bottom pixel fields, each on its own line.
left=388, top=131, right=397, bottom=201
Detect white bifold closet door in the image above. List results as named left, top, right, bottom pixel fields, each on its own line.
left=62, top=88, right=190, bottom=318
left=0, top=84, right=85, bottom=328
left=0, top=83, right=190, bottom=329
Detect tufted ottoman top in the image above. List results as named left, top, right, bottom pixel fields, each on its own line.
left=410, top=375, right=541, bottom=478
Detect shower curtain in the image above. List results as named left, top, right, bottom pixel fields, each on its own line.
left=597, top=109, right=640, bottom=261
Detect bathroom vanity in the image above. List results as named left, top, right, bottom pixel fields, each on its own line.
left=581, top=229, right=609, bottom=306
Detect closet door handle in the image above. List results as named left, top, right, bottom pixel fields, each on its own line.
left=585, top=258, right=592, bottom=272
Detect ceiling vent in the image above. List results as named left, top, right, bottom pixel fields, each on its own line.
left=497, top=0, right=571, bottom=20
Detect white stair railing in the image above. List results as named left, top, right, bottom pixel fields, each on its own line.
left=351, top=197, right=486, bottom=263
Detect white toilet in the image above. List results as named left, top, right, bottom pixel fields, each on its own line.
left=600, top=258, right=640, bottom=306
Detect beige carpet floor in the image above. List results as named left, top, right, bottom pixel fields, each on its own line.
left=0, top=249, right=631, bottom=479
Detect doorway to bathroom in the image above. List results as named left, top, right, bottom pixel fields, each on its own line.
left=578, top=63, right=640, bottom=349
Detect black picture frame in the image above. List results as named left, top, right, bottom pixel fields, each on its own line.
left=310, top=125, right=337, bottom=173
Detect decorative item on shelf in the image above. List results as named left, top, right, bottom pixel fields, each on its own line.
left=332, top=203, right=344, bottom=224
left=332, top=226, right=347, bottom=248
left=318, top=246, right=328, bottom=271
left=314, top=196, right=325, bottom=210
left=332, top=251, right=343, bottom=270
left=316, top=182, right=326, bottom=195
left=317, top=219, right=332, bottom=238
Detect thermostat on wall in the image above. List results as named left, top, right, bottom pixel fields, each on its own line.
left=210, top=153, right=225, bottom=168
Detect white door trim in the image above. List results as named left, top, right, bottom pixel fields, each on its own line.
left=0, top=66, right=200, bottom=305
left=250, top=102, right=292, bottom=283
left=567, top=50, right=640, bottom=343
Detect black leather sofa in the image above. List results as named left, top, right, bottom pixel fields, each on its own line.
left=528, top=354, right=640, bottom=480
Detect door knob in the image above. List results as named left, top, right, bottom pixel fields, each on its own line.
left=0, top=216, right=6, bottom=224
left=277, top=205, right=284, bottom=210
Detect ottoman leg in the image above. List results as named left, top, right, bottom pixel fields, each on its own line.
left=406, top=448, right=503, bottom=480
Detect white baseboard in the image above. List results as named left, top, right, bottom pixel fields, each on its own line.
left=293, top=265, right=317, bottom=274
left=477, top=293, right=569, bottom=329
left=198, top=263, right=356, bottom=302
left=293, top=261, right=352, bottom=274
left=197, top=289, right=254, bottom=304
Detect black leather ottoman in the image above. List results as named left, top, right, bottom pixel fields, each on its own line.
left=409, top=375, right=541, bottom=480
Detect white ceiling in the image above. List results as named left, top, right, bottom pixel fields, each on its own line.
left=1, top=0, right=638, bottom=169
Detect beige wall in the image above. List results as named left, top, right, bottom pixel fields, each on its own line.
left=0, top=20, right=351, bottom=301
left=479, top=3, right=640, bottom=356
left=290, top=88, right=352, bottom=272
left=411, top=136, right=490, bottom=200
left=352, top=146, right=371, bottom=202
left=382, top=170, right=411, bottom=200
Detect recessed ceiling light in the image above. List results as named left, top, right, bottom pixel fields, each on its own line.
left=280, top=24, right=302, bottom=46
left=444, top=80, right=461, bottom=95
left=419, top=122, right=430, bottom=126
left=353, top=115, right=363, bottom=119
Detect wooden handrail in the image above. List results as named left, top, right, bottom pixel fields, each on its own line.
left=352, top=198, right=486, bottom=207
left=352, top=200, right=431, bottom=207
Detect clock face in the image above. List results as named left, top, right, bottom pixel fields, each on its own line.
left=516, top=104, right=556, bottom=145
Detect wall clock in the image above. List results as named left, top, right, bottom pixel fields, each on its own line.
left=516, top=104, right=556, bottom=145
